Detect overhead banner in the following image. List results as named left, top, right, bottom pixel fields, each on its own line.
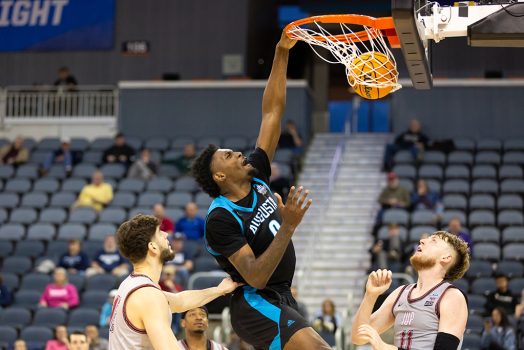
left=0, top=0, right=115, bottom=51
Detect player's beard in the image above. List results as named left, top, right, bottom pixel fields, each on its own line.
left=410, top=253, right=437, bottom=272
left=160, top=246, right=175, bottom=263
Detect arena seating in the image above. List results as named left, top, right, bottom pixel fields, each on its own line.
left=0, top=135, right=295, bottom=348
left=381, top=137, right=524, bottom=339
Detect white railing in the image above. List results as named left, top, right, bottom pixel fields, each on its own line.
left=0, top=85, right=118, bottom=125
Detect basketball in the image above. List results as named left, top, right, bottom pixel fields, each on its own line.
left=348, top=52, right=398, bottom=100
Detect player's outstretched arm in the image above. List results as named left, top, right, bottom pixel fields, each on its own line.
left=351, top=269, right=399, bottom=345
left=163, top=277, right=241, bottom=313
left=229, top=186, right=311, bottom=289
left=256, top=31, right=296, bottom=162
left=128, top=287, right=181, bottom=350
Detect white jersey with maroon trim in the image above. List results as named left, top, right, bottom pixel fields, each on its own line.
left=392, top=281, right=462, bottom=350
left=108, top=273, right=172, bottom=350
left=177, top=339, right=229, bottom=350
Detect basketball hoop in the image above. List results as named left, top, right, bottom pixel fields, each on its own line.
left=285, top=15, right=402, bottom=94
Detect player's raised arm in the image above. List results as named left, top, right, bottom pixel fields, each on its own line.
left=256, top=31, right=296, bottom=162
left=163, top=277, right=241, bottom=313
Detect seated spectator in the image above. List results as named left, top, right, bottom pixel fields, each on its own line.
left=481, top=307, right=516, bottom=350
left=85, top=324, right=108, bottom=350
left=168, top=143, right=196, bottom=174
left=411, top=179, right=442, bottom=214
left=165, top=232, right=194, bottom=289
left=73, top=170, right=113, bottom=212
left=448, top=217, right=473, bottom=253
left=99, top=289, right=117, bottom=327
left=0, top=274, right=12, bottom=307
left=312, top=299, right=341, bottom=346
left=54, top=66, right=78, bottom=88
left=370, top=223, right=403, bottom=272
left=159, top=265, right=183, bottom=293
left=378, top=172, right=410, bottom=210
left=278, top=120, right=303, bottom=152
left=13, top=339, right=27, bottom=350
left=45, top=325, right=70, bottom=350
left=41, top=137, right=81, bottom=176
left=486, top=274, right=518, bottom=317
left=153, top=203, right=174, bottom=235
left=0, top=136, right=28, bottom=165
left=270, top=163, right=291, bottom=201
left=127, top=148, right=157, bottom=180
left=383, top=119, right=429, bottom=171
left=58, top=239, right=90, bottom=274
left=87, top=235, right=129, bottom=277
left=69, top=331, right=89, bottom=350
left=176, top=202, right=205, bottom=241
left=39, top=267, right=79, bottom=309
left=291, top=286, right=309, bottom=322
left=102, top=133, right=135, bottom=165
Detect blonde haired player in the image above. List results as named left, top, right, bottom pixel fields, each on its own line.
left=351, top=231, right=470, bottom=350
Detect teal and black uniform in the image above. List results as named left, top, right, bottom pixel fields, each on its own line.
left=205, top=148, right=308, bottom=350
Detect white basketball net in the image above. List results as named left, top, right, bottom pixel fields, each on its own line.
left=288, top=22, right=401, bottom=91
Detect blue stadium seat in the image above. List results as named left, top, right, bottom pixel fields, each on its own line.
left=444, top=165, right=469, bottom=180
left=184, top=240, right=204, bottom=259
left=188, top=273, right=229, bottom=314
left=171, top=137, right=194, bottom=150
left=49, top=192, right=77, bottom=208
left=442, top=194, right=467, bottom=211
left=147, top=177, right=173, bottom=193
left=465, top=314, right=484, bottom=334
left=499, top=165, right=523, bottom=180
left=472, top=165, right=497, bottom=179
left=473, top=243, right=500, bottom=261
left=411, top=210, right=436, bottom=226
left=9, top=208, right=38, bottom=224
left=68, top=207, right=97, bottom=224
left=137, top=192, right=164, bottom=207
left=398, top=178, right=414, bottom=193
left=0, top=326, right=18, bottom=346
left=62, top=178, right=87, bottom=192
left=88, top=223, right=117, bottom=241
left=14, top=241, right=45, bottom=259
left=500, top=179, right=524, bottom=194
left=471, top=179, right=498, bottom=196
left=47, top=164, right=68, bottom=179
left=2, top=273, right=18, bottom=291
left=498, top=210, right=524, bottom=227
left=118, top=178, right=145, bottom=193
left=70, top=137, right=89, bottom=152
left=0, top=165, right=14, bottom=180
left=15, top=164, right=39, bottom=179
left=0, top=193, right=19, bottom=209
left=392, top=164, right=416, bottom=179
left=0, top=209, right=6, bottom=224
left=454, top=138, right=475, bottom=152
left=448, top=151, right=473, bottom=166
left=98, top=208, right=127, bottom=224
left=5, top=178, right=32, bottom=194
left=29, top=150, right=49, bottom=164
left=498, top=194, right=523, bottom=211
left=2, top=256, right=32, bottom=275
left=508, top=277, right=524, bottom=295
left=82, top=150, right=103, bottom=164
left=503, top=139, right=524, bottom=152
left=0, top=224, right=25, bottom=241
left=475, top=151, right=500, bottom=166
left=193, top=256, right=220, bottom=273
left=442, top=180, right=469, bottom=195
left=37, top=137, right=61, bottom=151
left=468, top=210, right=496, bottom=227
left=100, top=163, right=126, bottom=178
left=83, top=241, right=103, bottom=260
left=503, top=151, right=524, bottom=165
left=502, top=227, right=524, bottom=244
left=21, top=192, right=49, bottom=209
left=57, top=223, right=87, bottom=241
left=81, top=290, right=109, bottom=309
left=174, top=177, right=198, bottom=192
left=418, top=164, right=443, bottom=180
left=33, top=308, right=67, bottom=327
left=158, top=164, right=181, bottom=178
left=89, top=137, right=113, bottom=151
left=110, top=192, right=136, bottom=209
left=393, top=150, right=412, bottom=164
left=408, top=226, right=437, bottom=242
left=470, top=277, right=497, bottom=295
left=166, top=192, right=192, bottom=208
left=422, top=151, right=446, bottom=165
left=68, top=308, right=101, bottom=328
left=382, top=209, right=409, bottom=226
left=471, top=226, right=500, bottom=244
left=495, top=260, right=523, bottom=278
left=503, top=244, right=524, bottom=261
left=195, top=192, right=213, bottom=208
left=46, top=241, right=69, bottom=259
left=477, top=139, right=501, bottom=152
left=39, top=208, right=67, bottom=225
left=68, top=274, right=86, bottom=293
left=145, top=137, right=170, bottom=152
left=165, top=208, right=184, bottom=222
left=0, top=307, right=32, bottom=328
left=14, top=290, right=41, bottom=310
left=126, top=136, right=143, bottom=151
left=85, top=274, right=116, bottom=292
left=465, top=260, right=493, bottom=279
left=467, top=294, right=487, bottom=315
left=441, top=210, right=466, bottom=225
left=20, top=273, right=51, bottom=293
left=72, top=164, right=97, bottom=178
left=0, top=241, right=13, bottom=258
left=20, top=326, right=54, bottom=346
left=469, top=194, right=495, bottom=211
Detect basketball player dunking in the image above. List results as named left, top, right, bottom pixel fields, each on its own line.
left=108, top=214, right=240, bottom=350
left=351, top=231, right=470, bottom=350
left=192, top=31, right=331, bottom=350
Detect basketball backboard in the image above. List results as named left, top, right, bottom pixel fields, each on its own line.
left=392, top=0, right=524, bottom=90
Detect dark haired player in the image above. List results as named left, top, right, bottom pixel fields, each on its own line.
left=192, top=31, right=331, bottom=350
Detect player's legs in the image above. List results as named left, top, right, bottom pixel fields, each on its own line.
left=283, top=327, right=331, bottom=350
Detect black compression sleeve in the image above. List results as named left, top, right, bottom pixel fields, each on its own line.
left=433, top=332, right=460, bottom=350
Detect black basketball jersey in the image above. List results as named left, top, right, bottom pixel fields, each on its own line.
left=205, top=148, right=296, bottom=293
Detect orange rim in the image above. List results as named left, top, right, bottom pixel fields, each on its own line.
left=284, top=14, right=397, bottom=45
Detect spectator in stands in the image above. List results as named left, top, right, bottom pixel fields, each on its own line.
left=166, top=232, right=194, bottom=289
left=69, top=331, right=89, bottom=350
left=127, top=148, right=157, bottom=180
left=312, top=299, right=341, bottom=346
left=178, top=306, right=228, bottom=349
left=58, top=239, right=90, bottom=274
left=448, top=217, right=473, bottom=253
left=370, top=223, right=403, bottom=272
left=278, top=120, right=303, bottom=151
left=159, top=265, right=182, bottom=293
left=0, top=136, right=28, bottom=166
left=411, top=179, right=443, bottom=215
left=383, top=119, right=430, bottom=171
left=41, top=137, right=81, bottom=176
left=73, top=170, right=113, bottom=212
left=486, top=274, right=518, bottom=317
left=170, top=143, right=196, bottom=174
left=378, top=172, right=410, bottom=210
left=153, top=203, right=174, bottom=235
left=176, top=202, right=205, bottom=241
left=102, top=133, right=135, bottom=166
left=515, top=289, right=524, bottom=319
left=54, top=66, right=78, bottom=89
left=85, top=325, right=108, bottom=350
left=45, top=325, right=70, bottom=350
left=13, top=339, right=27, bottom=350
left=39, top=268, right=79, bottom=309
left=270, top=163, right=291, bottom=201
left=0, top=274, right=13, bottom=307
left=481, top=307, right=516, bottom=350
left=87, top=235, right=129, bottom=277
left=291, top=286, right=309, bottom=321
left=99, top=289, right=117, bottom=327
